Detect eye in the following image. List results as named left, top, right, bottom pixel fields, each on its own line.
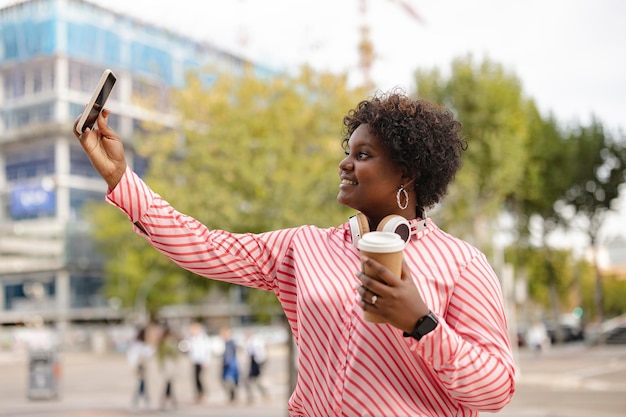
left=357, top=151, right=370, bottom=160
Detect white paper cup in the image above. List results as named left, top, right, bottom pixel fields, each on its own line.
left=357, top=231, right=404, bottom=323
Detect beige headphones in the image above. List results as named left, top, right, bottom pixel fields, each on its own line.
left=349, top=213, right=411, bottom=249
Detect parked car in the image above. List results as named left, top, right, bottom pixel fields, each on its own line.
left=545, top=314, right=584, bottom=344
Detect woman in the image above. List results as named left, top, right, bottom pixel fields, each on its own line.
left=75, top=90, right=515, bottom=416
left=126, top=327, right=154, bottom=410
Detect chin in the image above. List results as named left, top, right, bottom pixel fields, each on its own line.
left=336, top=194, right=350, bottom=207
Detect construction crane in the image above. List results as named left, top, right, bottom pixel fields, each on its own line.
left=358, top=0, right=424, bottom=87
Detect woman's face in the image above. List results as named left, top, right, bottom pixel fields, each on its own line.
left=337, top=124, right=405, bottom=222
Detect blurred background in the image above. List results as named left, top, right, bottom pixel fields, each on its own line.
left=0, top=0, right=625, bottom=416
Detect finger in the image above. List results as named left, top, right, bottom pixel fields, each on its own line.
left=356, top=271, right=373, bottom=288
left=95, top=109, right=113, bottom=135
left=361, top=256, right=400, bottom=286
left=356, top=284, right=367, bottom=299
left=359, top=298, right=377, bottom=311
left=356, top=284, right=380, bottom=307
left=357, top=272, right=389, bottom=300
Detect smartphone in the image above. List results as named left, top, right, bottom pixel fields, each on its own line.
left=75, top=69, right=117, bottom=135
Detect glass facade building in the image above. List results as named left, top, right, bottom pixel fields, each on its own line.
left=0, top=0, right=269, bottom=327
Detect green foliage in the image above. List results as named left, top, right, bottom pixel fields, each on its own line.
left=604, top=275, right=626, bottom=317
left=561, top=122, right=626, bottom=321
left=510, top=246, right=576, bottom=308
left=513, top=108, right=573, bottom=238
left=87, top=65, right=366, bottom=316
left=414, top=55, right=626, bottom=320
left=564, top=120, right=626, bottom=237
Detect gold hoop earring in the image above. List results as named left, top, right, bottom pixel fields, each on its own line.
left=396, top=185, right=409, bottom=210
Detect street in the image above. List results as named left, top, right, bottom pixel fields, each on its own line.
left=0, top=342, right=624, bottom=417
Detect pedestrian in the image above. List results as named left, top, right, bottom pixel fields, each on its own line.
left=126, top=327, right=154, bottom=410
left=526, top=319, right=550, bottom=354
left=244, top=330, right=268, bottom=403
left=74, top=89, right=516, bottom=416
left=220, top=326, right=240, bottom=403
left=156, top=326, right=180, bottom=410
left=186, top=321, right=212, bottom=403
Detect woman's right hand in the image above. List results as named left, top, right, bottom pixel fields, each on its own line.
left=73, top=109, right=127, bottom=190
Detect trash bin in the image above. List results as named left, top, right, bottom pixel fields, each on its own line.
left=28, top=350, right=61, bottom=400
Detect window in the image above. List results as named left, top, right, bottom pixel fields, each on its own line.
left=68, top=62, right=119, bottom=100
left=0, top=19, right=55, bottom=61
left=130, top=41, right=173, bottom=84
left=5, top=145, right=55, bottom=181
left=70, top=145, right=99, bottom=178
left=3, top=102, right=54, bottom=130
left=66, top=23, right=121, bottom=67
left=4, top=69, right=25, bottom=98
left=68, top=62, right=102, bottom=93
left=2, top=62, right=54, bottom=100
left=70, top=275, right=104, bottom=308
left=131, top=77, right=170, bottom=111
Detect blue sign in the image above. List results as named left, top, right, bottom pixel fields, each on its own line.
left=10, top=184, right=56, bottom=218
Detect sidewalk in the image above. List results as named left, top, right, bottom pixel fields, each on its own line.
left=0, top=346, right=289, bottom=417
left=1, top=343, right=625, bottom=417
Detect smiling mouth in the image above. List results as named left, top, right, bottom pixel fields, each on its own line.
left=341, top=179, right=357, bottom=186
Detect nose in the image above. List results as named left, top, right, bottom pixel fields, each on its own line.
left=338, top=154, right=353, bottom=172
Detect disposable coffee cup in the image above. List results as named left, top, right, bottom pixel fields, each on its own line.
left=357, top=231, right=405, bottom=323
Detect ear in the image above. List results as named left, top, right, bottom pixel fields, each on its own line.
left=402, top=174, right=417, bottom=190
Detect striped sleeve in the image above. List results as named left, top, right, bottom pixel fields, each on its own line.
left=409, top=250, right=516, bottom=412
left=105, top=167, right=295, bottom=291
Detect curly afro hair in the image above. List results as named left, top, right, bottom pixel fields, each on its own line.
left=341, top=90, right=467, bottom=211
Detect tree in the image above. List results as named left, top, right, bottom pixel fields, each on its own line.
left=414, top=55, right=533, bottom=257
left=562, top=121, right=626, bottom=322
left=505, top=106, right=579, bottom=328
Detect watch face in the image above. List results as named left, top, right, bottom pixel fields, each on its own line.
left=417, top=316, right=438, bottom=335
left=403, top=312, right=439, bottom=340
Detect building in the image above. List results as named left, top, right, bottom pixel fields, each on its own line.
left=0, top=0, right=272, bottom=330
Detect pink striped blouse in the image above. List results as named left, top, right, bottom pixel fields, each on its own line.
left=107, top=167, right=516, bottom=416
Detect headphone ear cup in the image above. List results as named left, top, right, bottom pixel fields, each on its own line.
left=377, top=215, right=411, bottom=244
left=349, top=213, right=370, bottom=248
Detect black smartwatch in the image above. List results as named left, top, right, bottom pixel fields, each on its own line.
left=403, top=311, right=438, bottom=341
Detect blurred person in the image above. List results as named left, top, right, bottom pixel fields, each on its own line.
left=526, top=319, right=550, bottom=354
left=127, top=327, right=154, bottom=410
left=244, top=330, right=268, bottom=403
left=186, top=321, right=212, bottom=403
left=220, top=326, right=240, bottom=403
left=73, top=90, right=516, bottom=416
left=157, top=326, right=180, bottom=410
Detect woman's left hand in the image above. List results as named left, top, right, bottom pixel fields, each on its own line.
left=357, top=257, right=430, bottom=333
